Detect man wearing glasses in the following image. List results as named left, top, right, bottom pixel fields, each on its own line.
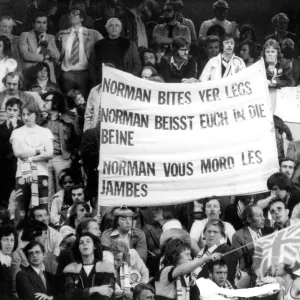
left=16, top=241, right=60, bottom=300
left=153, top=2, right=191, bottom=46
left=56, top=6, right=103, bottom=99
left=101, top=206, right=148, bottom=262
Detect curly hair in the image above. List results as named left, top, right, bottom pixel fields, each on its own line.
left=110, top=240, right=130, bottom=265
left=67, top=202, right=91, bottom=229
left=162, top=238, right=191, bottom=267
left=71, top=232, right=103, bottom=262
left=0, top=225, right=18, bottom=252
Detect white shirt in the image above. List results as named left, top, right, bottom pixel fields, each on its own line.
left=248, top=226, right=262, bottom=242
left=190, top=218, right=236, bottom=245
left=62, top=27, right=88, bottom=71
left=10, top=125, right=53, bottom=177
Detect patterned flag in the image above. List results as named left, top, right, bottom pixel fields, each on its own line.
left=252, top=222, right=300, bottom=278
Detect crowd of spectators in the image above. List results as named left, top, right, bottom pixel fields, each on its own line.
left=1, top=0, right=300, bottom=299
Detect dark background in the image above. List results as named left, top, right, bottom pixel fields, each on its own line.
left=0, top=0, right=299, bottom=43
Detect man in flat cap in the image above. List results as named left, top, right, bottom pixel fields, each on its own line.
left=199, top=0, right=239, bottom=39
left=101, top=206, right=148, bottom=262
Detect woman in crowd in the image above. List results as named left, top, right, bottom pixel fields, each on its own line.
left=11, top=219, right=58, bottom=292
left=63, top=232, right=116, bottom=300
left=0, top=35, right=17, bottom=91
left=0, top=225, right=18, bottom=300
left=158, top=36, right=196, bottom=83
left=50, top=168, right=76, bottom=227
left=111, top=240, right=149, bottom=298
left=239, top=39, right=258, bottom=67
left=200, top=33, right=245, bottom=81
left=190, top=197, right=236, bottom=252
left=155, top=238, right=222, bottom=300
left=27, top=62, right=61, bottom=95
left=60, top=202, right=91, bottom=237
left=263, top=39, right=294, bottom=87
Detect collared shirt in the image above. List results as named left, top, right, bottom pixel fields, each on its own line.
left=46, top=113, right=61, bottom=155
left=274, top=218, right=291, bottom=231
left=0, top=251, right=11, bottom=267
left=248, top=226, right=262, bottom=242
left=110, top=229, right=131, bottom=248
left=31, top=264, right=45, bottom=274
left=62, top=27, right=88, bottom=72
left=170, top=56, right=188, bottom=71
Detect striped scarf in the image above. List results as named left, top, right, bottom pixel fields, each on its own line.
left=192, top=237, right=227, bottom=278
left=176, top=274, right=190, bottom=300
left=21, top=161, right=39, bottom=208
left=120, top=262, right=131, bottom=294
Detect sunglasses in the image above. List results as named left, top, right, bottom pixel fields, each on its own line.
left=163, top=8, right=173, bottom=13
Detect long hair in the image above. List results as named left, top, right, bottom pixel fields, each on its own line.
left=0, top=225, right=18, bottom=252
left=263, top=39, right=282, bottom=61
left=71, top=232, right=103, bottom=262
left=110, top=240, right=130, bottom=265
left=162, top=238, right=191, bottom=267
left=67, top=202, right=90, bottom=229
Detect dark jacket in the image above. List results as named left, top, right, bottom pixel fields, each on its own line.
left=16, top=265, right=60, bottom=300
left=158, top=56, right=197, bottom=83
left=287, top=187, right=300, bottom=217
left=63, top=261, right=115, bottom=300
left=40, top=113, right=80, bottom=159
left=93, top=36, right=142, bottom=83
left=0, top=262, right=15, bottom=300
left=101, top=227, right=147, bottom=262
left=224, top=204, right=244, bottom=231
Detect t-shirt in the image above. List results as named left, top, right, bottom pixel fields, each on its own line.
left=10, top=125, right=53, bottom=177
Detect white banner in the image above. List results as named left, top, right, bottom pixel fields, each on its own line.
left=274, top=86, right=300, bottom=123
left=98, top=60, right=279, bottom=207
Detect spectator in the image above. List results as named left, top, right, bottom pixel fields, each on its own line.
left=200, top=33, right=245, bottom=81
left=11, top=219, right=58, bottom=292
left=263, top=39, right=295, bottom=87
left=129, top=0, right=160, bottom=48
left=238, top=39, right=258, bottom=67
left=197, top=35, right=220, bottom=77
left=81, top=124, right=100, bottom=200
left=155, top=238, right=222, bottom=300
left=0, top=225, right=18, bottom=300
left=56, top=5, right=103, bottom=98
left=158, top=36, right=196, bottom=83
left=22, top=205, right=63, bottom=256
left=231, top=205, right=274, bottom=288
left=140, top=48, right=157, bottom=67
left=40, top=91, right=80, bottom=199
left=133, top=283, right=155, bottom=300
left=0, top=72, right=37, bottom=124
left=190, top=197, right=235, bottom=253
left=224, top=194, right=255, bottom=231
left=0, top=16, right=22, bottom=69
left=60, top=202, right=91, bottom=237
left=93, top=18, right=142, bottom=84
left=282, top=38, right=300, bottom=86
left=101, top=206, right=148, bottom=262
left=0, top=98, right=23, bottom=208
left=27, top=62, right=61, bottom=95
left=239, top=24, right=261, bottom=56
left=10, top=101, right=54, bottom=221
left=39, top=0, right=58, bottom=35
left=153, top=3, right=191, bottom=46
left=63, top=232, right=115, bottom=300
left=198, top=0, right=239, bottom=39
left=262, top=172, right=300, bottom=218
left=279, top=157, right=295, bottom=180
left=269, top=198, right=300, bottom=230
left=264, top=13, right=300, bottom=52
left=166, top=0, right=197, bottom=46
left=206, top=24, right=226, bottom=40
left=111, top=241, right=149, bottom=297
left=19, top=11, right=60, bottom=84
left=0, top=36, right=17, bottom=91
left=206, top=259, right=237, bottom=296
left=16, top=241, right=60, bottom=300
left=50, top=168, right=76, bottom=227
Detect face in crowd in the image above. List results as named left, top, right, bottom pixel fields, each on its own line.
left=34, top=16, right=47, bottom=34
left=79, top=235, right=94, bottom=257
left=209, top=264, right=228, bottom=287
left=69, top=9, right=83, bottom=26
left=206, top=41, right=220, bottom=59
left=143, top=51, right=156, bottom=66
left=27, top=244, right=45, bottom=268
left=204, top=224, right=222, bottom=247
left=106, top=18, right=122, bottom=39
left=162, top=4, right=176, bottom=23
left=5, top=75, right=19, bottom=96
left=249, top=206, right=265, bottom=229
left=269, top=201, right=289, bottom=225
left=240, top=44, right=251, bottom=61
left=280, top=160, right=295, bottom=180
left=205, top=199, right=221, bottom=220
left=214, top=7, right=227, bottom=21
left=222, top=38, right=234, bottom=56
left=118, top=215, right=133, bottom=233
left=177, top=46, right=190, bottom=60
left=33, top=208, right=49, bottom=226
left=6, top=104, right=20, bottom=121
left=0, top=233, right=15, bottom=255
left=72, top=188, right=85, bottom=203
left=0, top=18, right=14, bottom=36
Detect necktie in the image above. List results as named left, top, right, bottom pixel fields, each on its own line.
left=70, top=30, right=80, bottom=65
left=39, top=270, right=47, bottom=289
